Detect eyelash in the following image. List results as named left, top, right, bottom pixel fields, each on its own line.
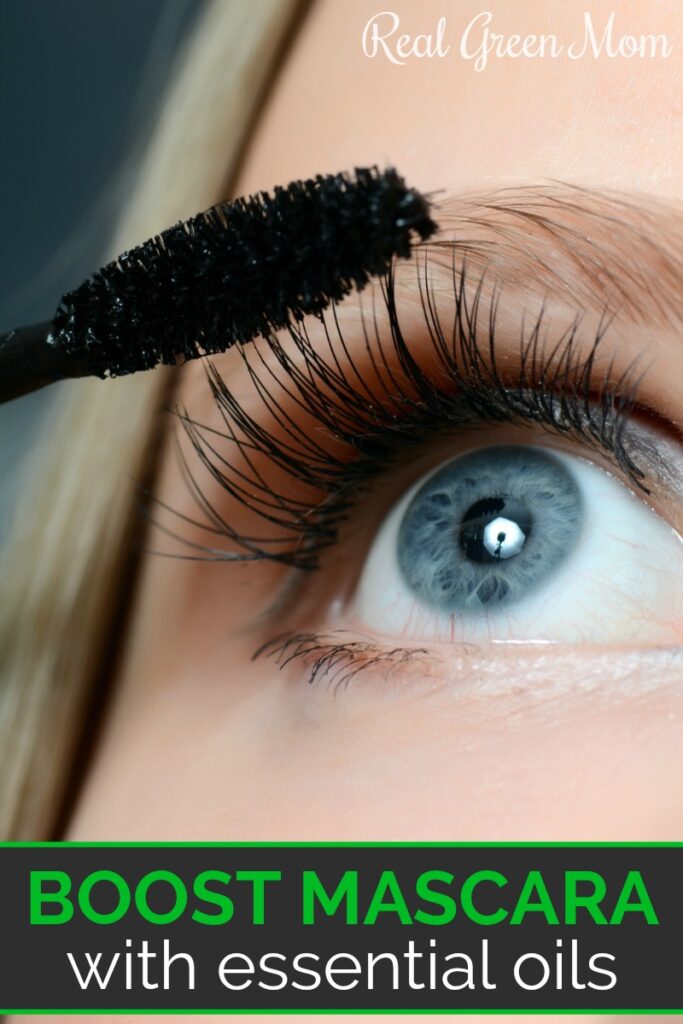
left=252, top=631, right=431, bottom=692
left=162, top=249, right=644, bottom=571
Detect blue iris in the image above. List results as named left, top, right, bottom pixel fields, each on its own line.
left=397, top=445, right=584, bottom=611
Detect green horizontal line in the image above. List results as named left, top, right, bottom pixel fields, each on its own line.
left=2, top=1007, right=679, bottom=1015
left=2, top=842, right=683, bottom=849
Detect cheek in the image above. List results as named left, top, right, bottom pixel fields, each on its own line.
left=67, top=643, right=683, bottom=842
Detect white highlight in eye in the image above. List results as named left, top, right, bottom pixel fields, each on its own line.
left=351, top=447, right=683, bottom=645
left=483, top=516, right=527, bottom=559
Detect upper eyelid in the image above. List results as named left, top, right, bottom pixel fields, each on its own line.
left=155, top=247, right=661, bottom=572
left=152, top=184, right=683, bottom=572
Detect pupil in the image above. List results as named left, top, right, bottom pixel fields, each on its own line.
left=459, top=496, right=532, bottom=564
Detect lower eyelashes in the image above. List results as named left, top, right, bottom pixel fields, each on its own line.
left=254, top=435, right=683, bottom=692
left=253, top=631, right=433, bottom=692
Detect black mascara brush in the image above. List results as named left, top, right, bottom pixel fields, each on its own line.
left=0, top=166, right=437, bottom=405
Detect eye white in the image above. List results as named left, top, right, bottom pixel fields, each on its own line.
left=350, top=445, right=683, bottom=645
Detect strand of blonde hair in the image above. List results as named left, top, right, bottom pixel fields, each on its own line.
left=0, top=0, right=308, bottom=840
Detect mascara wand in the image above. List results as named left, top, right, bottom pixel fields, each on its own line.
left=0, top=167, right=437, bottom=405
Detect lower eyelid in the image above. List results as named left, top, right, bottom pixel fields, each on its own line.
left=253, top=629, right=683, bottom=709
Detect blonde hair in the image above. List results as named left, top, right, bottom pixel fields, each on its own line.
left=0, top=0, right=309, bottom=840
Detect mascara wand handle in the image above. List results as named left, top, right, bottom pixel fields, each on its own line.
left=0, top=321, right=78, bottom=404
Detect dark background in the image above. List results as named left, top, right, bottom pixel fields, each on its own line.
left=0, top=844, right=673, bottom=1011
left=0, top=0, right=202, bottom=538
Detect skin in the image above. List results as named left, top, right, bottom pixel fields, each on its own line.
left=38, top=1, right=683, bottom=1021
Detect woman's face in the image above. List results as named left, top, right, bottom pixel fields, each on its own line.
left=62, top=2, right=683, bottom=1017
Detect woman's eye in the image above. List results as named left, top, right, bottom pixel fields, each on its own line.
left=350, top=443, right=683, bottom=645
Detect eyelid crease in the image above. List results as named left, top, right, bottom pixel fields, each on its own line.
left=429, top=182, right=683, bottom=331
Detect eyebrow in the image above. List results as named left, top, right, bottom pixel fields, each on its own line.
left=424, top=183, right=683, bottom=329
